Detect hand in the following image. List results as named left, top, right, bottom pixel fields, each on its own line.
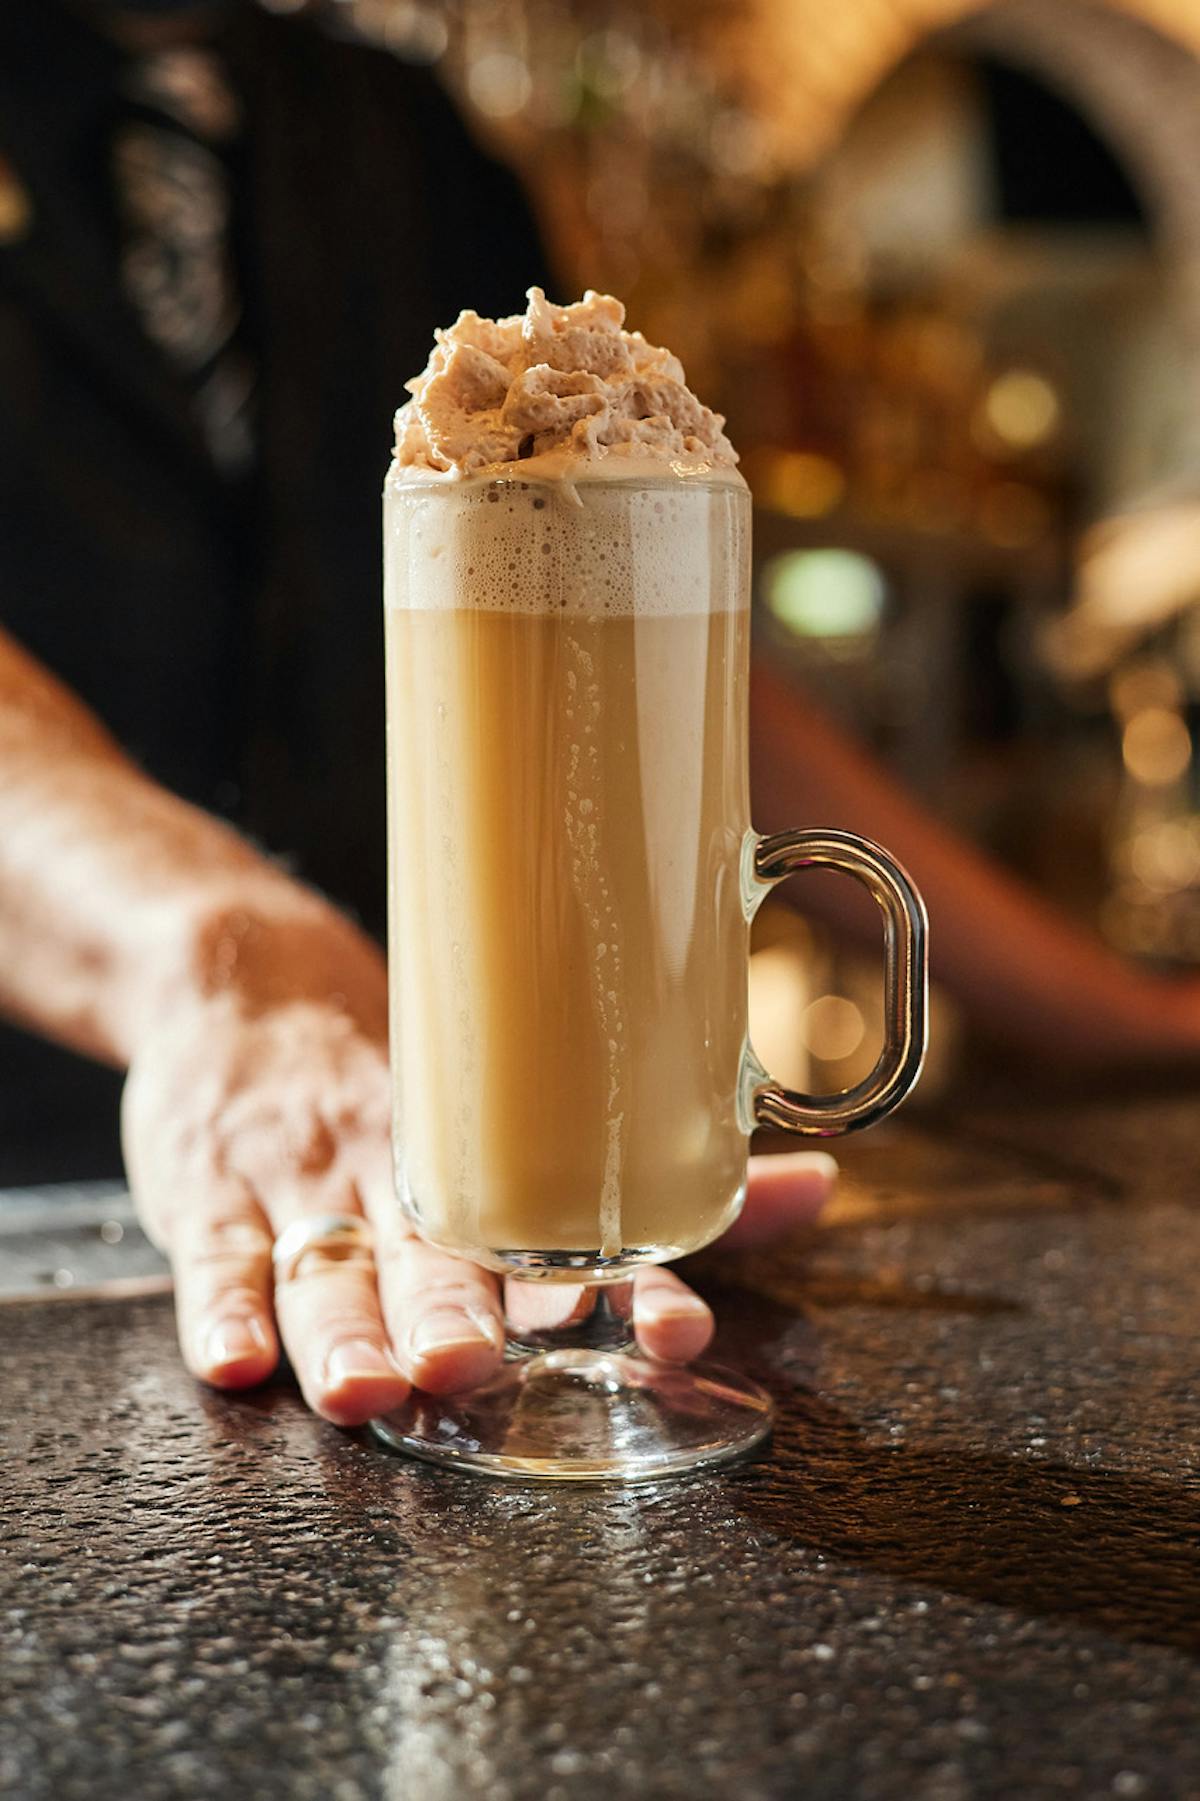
left=123, top=906, right=836, bottom=1427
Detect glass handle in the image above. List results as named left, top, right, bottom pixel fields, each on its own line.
left=743, top=828, right=928, bottom=1137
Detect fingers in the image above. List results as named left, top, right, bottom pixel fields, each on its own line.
left=165, top=1181, right=279, bottom=1391
left=157, top=1142, right=834, bottom=1419
left=632, top=1265, right=714, bottom=1364
left=353, top=1144, right=508, bottom=1396
left=257, top=1173, right=407, bottom=1427
left=372, top=1228, right=506, bottom=1396
left=626, top=1152, right=838, bottom=1364
left=719, top=1150, right=838, bottom=1249
left=502, top=1275, right=711, bottom=1365
left=272, top=1244, right=410, bottom=1427
left=503, top=1280, right=593, bottom=1336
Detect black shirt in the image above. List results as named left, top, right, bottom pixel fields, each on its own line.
left=0, top=1, right=552, bottom=1180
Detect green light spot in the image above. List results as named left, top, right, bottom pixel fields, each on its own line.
left=763, top=550, right=886, bottom=639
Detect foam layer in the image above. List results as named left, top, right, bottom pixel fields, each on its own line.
left=392, top=289, right=740, bottom=481
left=385, top=477, right=749, bottom=619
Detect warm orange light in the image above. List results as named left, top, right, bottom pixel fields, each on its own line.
left=978, top=370, right=1061, bottom=453
left=800, top=993, right=866, bottom=1060
left=1129, top=820, right=1200, bottom=892
left=1122, top=707, right=1193, bottom=785
left=723, top=1, right=1200, bottom=170
left=748, top=944, right=812, bottom=1091
left=758, top=450, right=846, bottom=519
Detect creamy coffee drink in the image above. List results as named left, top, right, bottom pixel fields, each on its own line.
left=386, top=291, right=751, bottom=1270
left=374, top=289, right=926, bottom=1486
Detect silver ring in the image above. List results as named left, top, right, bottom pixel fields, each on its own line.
left=272, top=1214, right=375, bottom=1285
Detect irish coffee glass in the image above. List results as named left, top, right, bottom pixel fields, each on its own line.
left=371, top=475, right=927, bottom=1481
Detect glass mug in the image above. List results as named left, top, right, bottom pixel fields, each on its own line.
left=371, top=474, right=927, bottom=1481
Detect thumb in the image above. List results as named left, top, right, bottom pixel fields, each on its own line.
left=720, top=1150, right=838, bottom=1248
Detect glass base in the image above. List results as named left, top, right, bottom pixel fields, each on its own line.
left=369, top=1349, right=773, bottom=1484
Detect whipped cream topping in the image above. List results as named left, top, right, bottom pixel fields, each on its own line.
left=392, top=289, right=739, bottom=481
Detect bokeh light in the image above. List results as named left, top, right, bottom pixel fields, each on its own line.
left=1121, top=707, right=1193, bottom=786
left=755, top=450, right=846, bottom=520
left=978, top=369, right=1062, bottom=452
left=468, top=51, right=533, bottom=120
left=799, top=993, right=867, bottom=1061
left=1129, top=820, right=1200, bottom=893
left=763, top=549, right=886, bottom=639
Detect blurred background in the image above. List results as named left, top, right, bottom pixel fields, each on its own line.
left=297, top=0, right=1200, bottom=1099
left=10, top=0, right=1200, bottom=1161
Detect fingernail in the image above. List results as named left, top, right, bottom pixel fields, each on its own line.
left=637, top=1293, right=712, bottom=1327
left=324, top=1339, right=399, bottom=1386
left=204, top=1315, right=270, bottom=1370
left=411, top=1307, right=499, bottom=1359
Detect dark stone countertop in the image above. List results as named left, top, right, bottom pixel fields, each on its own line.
left=2, top=1090, right=1199, bottom=1801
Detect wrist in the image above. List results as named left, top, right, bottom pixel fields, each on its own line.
left=132, top=878, right=387, bottom=1056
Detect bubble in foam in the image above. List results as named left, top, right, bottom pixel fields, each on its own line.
left=385, top=475, right=747, bottom=620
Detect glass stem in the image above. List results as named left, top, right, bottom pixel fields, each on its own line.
left=505, top=1277, right=636, bottom=1357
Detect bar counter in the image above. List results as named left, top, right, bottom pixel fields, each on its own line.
left=3, top=1089, right=1199, bottom=1800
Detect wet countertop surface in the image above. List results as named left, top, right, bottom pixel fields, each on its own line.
left=2, top=1090, right=1199, bottom=1800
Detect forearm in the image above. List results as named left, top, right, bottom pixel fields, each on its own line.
left=0, top=629, right=379, bottom=1066
left=750, top=661, right=1195, bottom=1066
